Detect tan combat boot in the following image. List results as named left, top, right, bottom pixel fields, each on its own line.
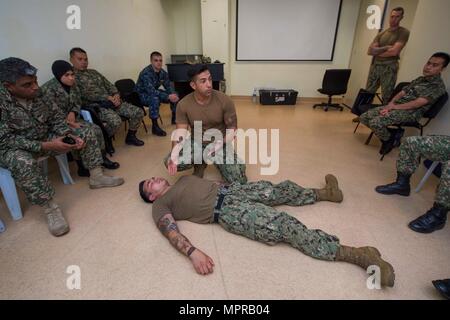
left=89, top=167, right=124, bottom=189
left=314, top=174, right=343, bottom=203
left=336, top=245, right=395, bottom=287
left=44, top=202, right=70, bottom=237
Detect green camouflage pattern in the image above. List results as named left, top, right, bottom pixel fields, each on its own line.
left=0, top=85, right=103, bottom=205
left=366, top=61, right=399, bottom=104
left=75, top=69, right=144, bottom=135
left=361, top=75, right=446, bottom=141
left=217, top=180, right=340, bottom=261
left=41, top=77, right=105, bottom=150
left=397, top=135, right=450, bottom=209
left=164, top=139, right=247, bottom=184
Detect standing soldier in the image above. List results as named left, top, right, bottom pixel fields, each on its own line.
left=136, top=51, right=179, bottom=136
left=41, top=60, right=120, bottom=177
left=70, top=47, right=145, bottom=147
left=366, top=7, right=410, bottom=104
left=0, top=58, right=124, bottom=237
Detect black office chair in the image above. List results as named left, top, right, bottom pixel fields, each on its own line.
left=115, top=79, right=148, bottom=133
left=353, top=82, right=410, bottom=136
left=313, top=69, right=352, bottom=112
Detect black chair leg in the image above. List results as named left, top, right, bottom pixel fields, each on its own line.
left=142, top=120, right=148, bottom=134
left=353, top=122, right=360, bottom=134
left=365, top=132, right=374, bottom=145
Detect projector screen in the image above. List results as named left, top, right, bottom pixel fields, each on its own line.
left=236, top=0, right=342, bottom=61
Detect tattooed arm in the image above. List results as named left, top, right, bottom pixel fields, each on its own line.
left=158, top=213, right=215, bottom=275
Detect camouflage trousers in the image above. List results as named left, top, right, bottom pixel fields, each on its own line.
left=164, top=139, right=247, bottom=184
left=397, top=135, right=450, bottom=209
left=148, top=95, right=177, bottom=119
left=98, top=102, right=145, bottom=136
left=366, top=61, right=399, bottom=104
left=0, top=126, right=103, bottom=206
left=360, top=106, right=418, bottom=141
left=217, top=181, right=340, bottom=261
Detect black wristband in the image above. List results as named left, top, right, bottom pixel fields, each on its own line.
left=187, top=247, right=196, bottom=257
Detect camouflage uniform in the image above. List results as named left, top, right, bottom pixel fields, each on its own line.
left=366, top=61, right=399, bottom=104
left=163, top=138, right=247, bottom=184
left=397, top=135, right=450, bottom=209
left=360, top=75, right=446, bottom=141
left=75, top=69, right=144, bottom=136
left=135, top=65, right=177, bottom=119
left=0, top=85, right=102, bottom=206
left=216, top=180, right=340, bottom=261
left=41, top=78, right=105, bottom=150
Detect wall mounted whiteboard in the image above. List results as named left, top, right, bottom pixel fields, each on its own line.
left=236, top=0, right=342, bottom=61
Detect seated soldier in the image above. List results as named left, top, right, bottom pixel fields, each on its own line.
left=70, top=47, right=145, bottom=147
left=41, top=60, right=120, bottom=177
left=136, top=51, right=179, bottom=136
left=0, top=58, right=124, bottom=237
left=360, top=52, right=448, bottom=155
left=139, top=174, right=395, bottom=287
left=375, top=135, right=449, bottom=234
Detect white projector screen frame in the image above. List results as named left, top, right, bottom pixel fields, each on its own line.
left=236, top=0, right=342, bottom=61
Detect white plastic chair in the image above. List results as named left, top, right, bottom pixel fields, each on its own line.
left=415, top=161, right=439, bottom=193
left=0, top=154, right=74, bottom=222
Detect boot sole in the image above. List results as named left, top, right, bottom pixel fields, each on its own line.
left=375, top=188, right=410, bottom=197
left=408, top=223, right=445, bottom=233
left=50, top=226, right=70, bottom=237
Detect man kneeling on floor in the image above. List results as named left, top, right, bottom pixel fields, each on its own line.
left=0, top=58, right=124, bottom=237
left=139, top=174, right=395, bottom=287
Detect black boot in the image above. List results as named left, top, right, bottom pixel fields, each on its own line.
left=379, top=134, right=396, bottom=155
left=105, top=136, right=115, bottom=155
left=408, top=203, right=448, bottom=233
left=102, top=151, right=120, bottom=170
left=152, top=118, right=167, bottom=136
left=392, top=128, right=405, bottom=148
left=375, top=172, right=411, bottom=196
left=171, top=111, right=176, bottom=125
left=432, top=279, right=450, bottom=300
left=76, top=160, right=90, bottom=177
left=125, top=130, right=145, bottom=146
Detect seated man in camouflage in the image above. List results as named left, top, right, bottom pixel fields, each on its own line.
left=376, top=135, right=449, bottom=234
left=70, top=47, right=145, bottom=147
left=42, top=60, right=120, bottom=177
left=360, top=52, right=448, bottom=155
left=0, top=58, right=124, bottom=237
left=136, top=51, right=179, bottom=136
left=139, top=174, right=395, bottom=287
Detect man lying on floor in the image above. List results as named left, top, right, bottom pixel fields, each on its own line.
left=139, top=174, right=395, bottom=287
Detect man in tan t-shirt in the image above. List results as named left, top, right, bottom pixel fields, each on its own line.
left=366, top=7, right=410, bottom=104
left=164, top=64, right=247, bottom=184
left=137, top=174, right=395, bottom=288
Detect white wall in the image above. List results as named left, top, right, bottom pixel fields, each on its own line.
left=396, top=0, right=450, bottom=135
left=163, top=0, right=203, bottom=56
left=0, top=0, right=173, bottom=85
left=228, top=0, right=360, bottom=97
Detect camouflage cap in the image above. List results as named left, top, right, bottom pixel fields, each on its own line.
left=0, top=57, right=37, bottom=83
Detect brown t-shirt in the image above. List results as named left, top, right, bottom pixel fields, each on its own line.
left=151, top=176, right=219, bottom=225
left=373, top=26, right=410, bottom=63
left=176, top=90, right=238, bottom=141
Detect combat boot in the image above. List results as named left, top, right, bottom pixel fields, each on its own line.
left=408, top=203, right=448, bottom=233
left=432, top=279, right=450, bottom=300
left=375, top=172, right=411, bottom=196
left=336, top=245, right=395, bottom=287
left=44, top=202, right=70, bottom=237
left=89, top=167, right=125, bottom=189
left=76, top=160, right=90, bottom=177
left=125, top=130, right=144, bottom=146
left=314, top=174, right=343, bottom=203
left=151, top=118, right=167, bottom=137
left=102, top=151, right=120, bottom=170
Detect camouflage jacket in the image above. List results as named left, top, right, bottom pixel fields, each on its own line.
left=395, top=75, right=447, bottom=118
left=0, top=84, right=70, bottom=153
left=41, top=78, right=82, bottom=118
left=135, top=65, right=174, bottom=106
left=75, top=69, right=118, bottom=105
